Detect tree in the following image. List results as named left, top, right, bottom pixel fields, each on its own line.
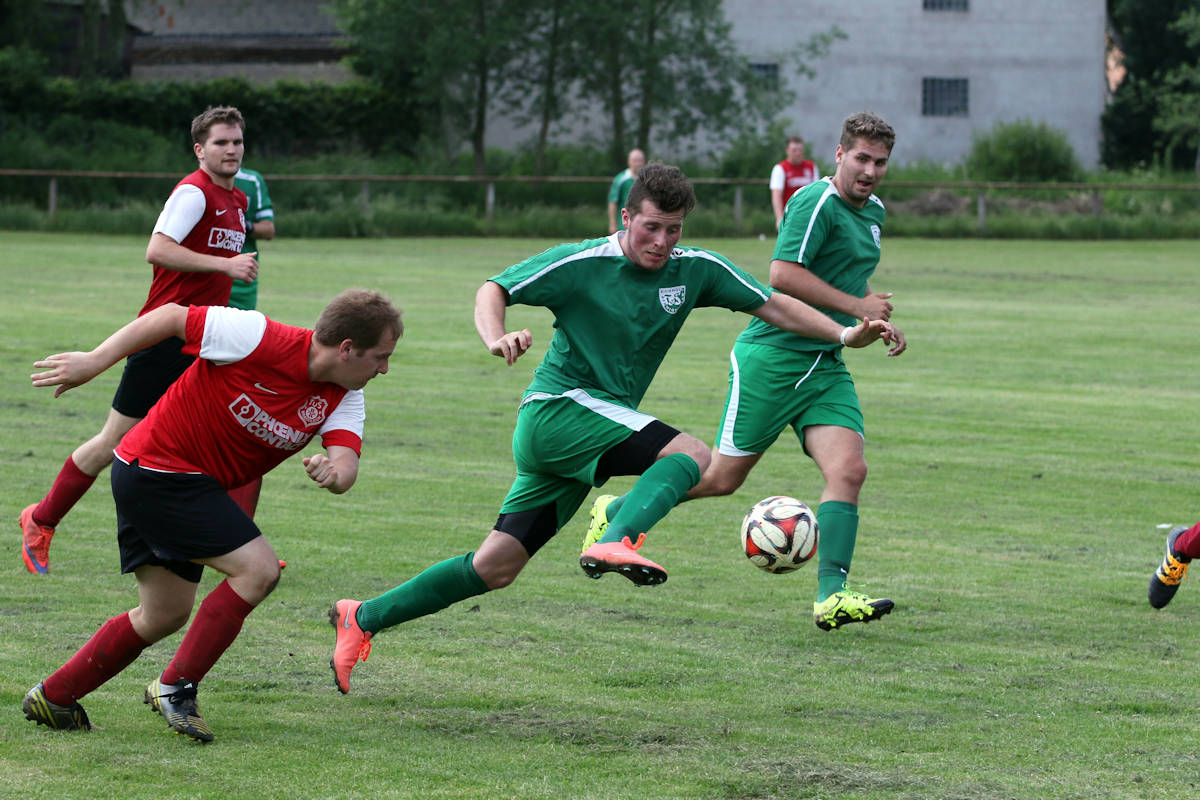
left=1153, top=8, right=1200, bottom=172
left=1102, top=0, right=1200, bottom=169
left=332, top=0, right=526, bottom=175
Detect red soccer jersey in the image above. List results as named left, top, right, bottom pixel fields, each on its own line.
left=139, top=169, right=248, bottom=316
left=115, top=306, right=365, bottom=489
left=776, top=159, right=818, bottom=205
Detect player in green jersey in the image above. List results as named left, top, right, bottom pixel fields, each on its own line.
left=671, top=112, right=907, bottom=632
left=607, top=148, right=645, bottom=233
left=327, top=163, right=898, bottom=693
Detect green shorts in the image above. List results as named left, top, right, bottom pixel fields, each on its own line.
left=715, top=341, right=863, bottom=456
left=501, top=389, right=659, bottom=530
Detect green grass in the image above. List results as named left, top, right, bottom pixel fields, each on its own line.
left=2, top=232, right=1199, bottom=799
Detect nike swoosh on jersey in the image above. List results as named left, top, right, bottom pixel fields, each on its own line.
left=215, top=209, right=227, bottom=215
left=254, top=382, right=280, bottom=394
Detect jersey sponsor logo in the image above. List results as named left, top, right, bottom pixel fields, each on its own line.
left=228, top=393, right=312, bottom=451
left=209, top=227, right=246, bottom=253
left=297, top=395, right=329, bottom=427
left=658, top=285, right=686, bottom=315
left=870, top=224, right=882, bottom=249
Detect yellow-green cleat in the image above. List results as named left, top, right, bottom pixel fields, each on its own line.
left=813, top=589, right=894, bottom=631
left=581, top=494, right=618, bottom=554
left=22, top=682, right=92, bottom=731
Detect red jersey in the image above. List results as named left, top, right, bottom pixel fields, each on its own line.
left=139, top=169, right=248, bottom=317
left=775, top=159, right=818, bottom=206
left=115, top=306, right=365, bottom=489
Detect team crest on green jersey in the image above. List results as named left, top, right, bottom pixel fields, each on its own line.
left=659, top=285, right=686, bottom=315
left=870, top=225, right=881, bottom=248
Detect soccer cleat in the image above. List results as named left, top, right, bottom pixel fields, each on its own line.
left=19, top=503, right=54, bottom=574
left=580, top=494, right=618, bottom=554
left=1149, top=525, right=1191, bottom=609
left=22, top=682, right=92, bottom=731
left=144, top=679, right=213, bottom=742
left=579, top=533, right=667, bottom=586
left=813, top=589, right=894, bottom=631
left=329, top=599, right=372, bottom=695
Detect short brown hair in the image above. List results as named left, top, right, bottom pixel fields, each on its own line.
left=625, top=163, right=696, bottom=217
left=840, top=112, right=895, bottom=152
left=314, top=289, right=403, bottom=350
left=191, top=106, right=245, bottom=145
left=786, top=135, right=805, bottom=146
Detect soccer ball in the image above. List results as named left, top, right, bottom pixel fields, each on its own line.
left=740, top=495, right=818, bottom=573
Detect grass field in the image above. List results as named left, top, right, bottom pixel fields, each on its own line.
left=1, top=231, right=1198, bottom=800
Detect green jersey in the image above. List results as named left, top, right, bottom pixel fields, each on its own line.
left=738, top=177, right=885, bottom=353
left=606, top=169, right=637, bottom=231
left=490, top=234, right=772, bottom=409
left=229, top=167, right=274, bottom=310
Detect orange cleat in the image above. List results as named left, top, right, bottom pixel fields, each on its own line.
left=579, top=533, right=667, bottom=586
left=329, top=599, right=372, bottom=694
left=20, top=504, right=54, bottom=575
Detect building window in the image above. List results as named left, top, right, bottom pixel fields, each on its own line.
left=749, top=62, right=779, bottom=92
left=922, top=77, right=969, bottom=116
left=923, top=0, right=968, bottom=9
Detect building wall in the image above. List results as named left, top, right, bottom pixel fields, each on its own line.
left=725, top=0, right=1108, bottom=167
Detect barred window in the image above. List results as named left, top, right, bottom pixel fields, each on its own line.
left=922, top=77, right=969, bottom=116
left=749, top=62, right=779, bottom=92
left=923, top=0, right=968, bottom=9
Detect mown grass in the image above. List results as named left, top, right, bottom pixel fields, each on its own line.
left=1, top=232, right=1198, bottom=799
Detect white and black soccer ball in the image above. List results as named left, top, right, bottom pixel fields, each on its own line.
left=740, top=495, right=818, bottom=574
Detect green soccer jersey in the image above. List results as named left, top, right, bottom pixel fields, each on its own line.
left=607, top=169, right=637, bottom=231
left=738, top=177, right=885, bottom=353
left=229, top=167, right=275, bottom=310
left=490, top=234, right=773, bottom=408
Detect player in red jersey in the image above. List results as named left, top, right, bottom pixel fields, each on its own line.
left=769, top=135, right=819, bottom=230
left=18, top=106, right=260, bottom=574
left=20, top=290, right=401, bottom=740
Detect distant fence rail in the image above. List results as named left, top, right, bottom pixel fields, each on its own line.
left=3, top=168, right=1198, bottom=232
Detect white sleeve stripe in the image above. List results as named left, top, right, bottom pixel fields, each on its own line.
left=793, top=180, right=838, bottom=264
left=670, top=247, right=770, bottom=303
left=507, top=238, right=621, bottom=294
left=198, top=307, right=269, bottom=364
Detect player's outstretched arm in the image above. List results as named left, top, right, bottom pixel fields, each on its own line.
left=30, top=303, right=189, bottom=397
left=303, top=446, right=359, bottom=494
left=475, top=280, right=532, bottom=366
left=751, top=293, right=894, bottom=349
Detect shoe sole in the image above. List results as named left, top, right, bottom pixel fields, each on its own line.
left=579, top=555, right=667, bottom=586
left=815, top=599, right=895, bottom=631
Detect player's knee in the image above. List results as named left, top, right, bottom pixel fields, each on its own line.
left=479, top=562, right=522, bottom=591
left=826, top=458, right=868, bottom=491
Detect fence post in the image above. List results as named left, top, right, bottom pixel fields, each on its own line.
left=360, top=181, right=370, bottom=216
left=48, top=177, right=58, bottom=219
left=1091, top=189, right=1103, bottom=217
left=976, top=191, right=986, bottom=231
left=486, top=182, right=496, bottom=224
left=733, top=185, right=743, bottom=234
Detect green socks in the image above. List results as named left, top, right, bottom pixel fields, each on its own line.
left=816, top=500, right=858, bottom=602
left=599, top=453, right=701, bottom=544
left=356, top=552, right=489, bottom=634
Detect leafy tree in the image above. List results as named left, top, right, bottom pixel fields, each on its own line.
left=333, top=0, right=526, bottom=175
left=1103, top=0, right=1200, bottom=169
left=1153, top=9, right=1200, bottom=172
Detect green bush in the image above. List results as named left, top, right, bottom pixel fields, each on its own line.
left=966, top=119, right=1083, bottom=182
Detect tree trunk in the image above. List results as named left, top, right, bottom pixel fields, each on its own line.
left=471, top=0, right=489, bottom=176
left=534, top=0, right=563, bottom=176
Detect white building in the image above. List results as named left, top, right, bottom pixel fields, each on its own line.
left=724, top=0, right=1108, bottom=167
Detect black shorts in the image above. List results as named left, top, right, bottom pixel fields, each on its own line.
left=111, top=457, right=261, bottom=582
left=111, top=336, right=194, bottom=418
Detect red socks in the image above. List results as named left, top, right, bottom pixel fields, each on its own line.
left=1174, top=521, right=1200, bottom=559
left=160, top=579, right=255, bottom=685
left=43, top=612, right=150, bottom=704
left=35, top=455, right=97, bottom=528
